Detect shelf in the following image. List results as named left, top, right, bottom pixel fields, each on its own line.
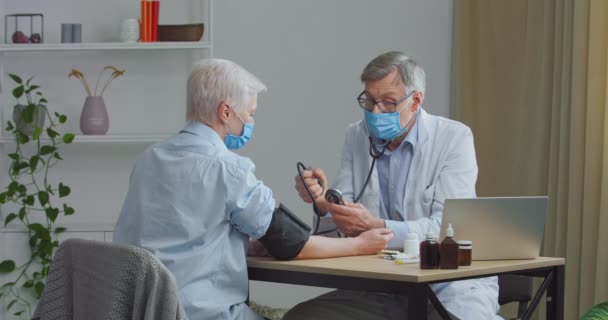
left=0, top=41, right=211, bottom=52
left=1, top=223, right=114, bottom=233
left=0, top=134, right=170, bottom=144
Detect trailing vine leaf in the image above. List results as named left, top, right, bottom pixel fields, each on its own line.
left=46, top=128, right=58, bottom=138
left=30, top=155, right=40, bottom=171
left=63, top=204, right=75, bottom=215
left=59, top=183, right=71, bottom=198
left=4, top=213, right=16, bottom=226
left=35, top=282, right=45, bottom=298
left=62, top=133, right=75, bottom=144
left=1, top=74, right=75, bottom=319
left=23, top=196, right=35, bottom=206
left=0, top=260, right=16, bottom=273
left=45, top=207, right=59, bottom=222
left=7, top=299, right=17, bottom=311
left=38, top=191, right=49, bottom=206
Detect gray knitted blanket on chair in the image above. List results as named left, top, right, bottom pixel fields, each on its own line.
left=32, top=238, right=188, bottom=320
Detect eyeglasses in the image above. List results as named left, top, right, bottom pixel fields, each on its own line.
left=357, top=90, right=415, bottom=113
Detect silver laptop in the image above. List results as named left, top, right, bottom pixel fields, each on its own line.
left=439, top=197, right=548, bottom=260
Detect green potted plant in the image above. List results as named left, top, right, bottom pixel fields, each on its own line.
left=581, top=302, right=608, bottom=320
left=0, top=74, right=75, bottom=319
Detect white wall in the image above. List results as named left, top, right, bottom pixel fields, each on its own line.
left=213, top=0, right=454, bottom=308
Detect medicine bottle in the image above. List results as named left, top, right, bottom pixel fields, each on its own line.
left=403, top=233, right=419, bottom=257
left=457, top=240, right=472, bottom=266
left=420, top=232, right=439, bottom=269
left=439, top=224, right=459, bottom=269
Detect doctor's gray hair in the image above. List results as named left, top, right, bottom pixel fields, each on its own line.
left=187, top=59, right=267, bottom=123
left=360, top=51, right=426, bottom=94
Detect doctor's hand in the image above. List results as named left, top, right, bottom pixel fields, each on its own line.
left=294, top=168, right=329, bottom=211
left=354, top=228, right=394, bottom=255
left=329, top=201, right=386, bottom=237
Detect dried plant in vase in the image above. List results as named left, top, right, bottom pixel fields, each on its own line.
left=68, top=66, right=125, bottom=135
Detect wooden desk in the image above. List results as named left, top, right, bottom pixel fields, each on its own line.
left=248, top=255, right=565, bottom=320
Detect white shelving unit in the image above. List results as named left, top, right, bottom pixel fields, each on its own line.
left=0, top=133, right=169, bottom=144
left=0, top=0, right=213, bottom=233
left=0, top=0, right=213, bottom=141
left=0, top=41, right=211, bottom=52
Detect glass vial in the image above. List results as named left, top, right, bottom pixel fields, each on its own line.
left=457, top=240, right=472, bottom=266
left=440, top=223, right=459, bottom=269
left=420, top=232, right=440, bottom=269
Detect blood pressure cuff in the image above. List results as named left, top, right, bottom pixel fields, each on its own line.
left=258, top=203, right=311, bottom=260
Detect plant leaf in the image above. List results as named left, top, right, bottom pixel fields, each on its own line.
left=22, top=280, right=34, bottom=288
left=47, top=128, right=59, bottom=139
left=63, top=204, right=75, bottom=216
left=55, top=227, right=67, bottom=234
left=25, top=85, right=40, bottom=93
left=59, top=183, right=71, bottom=198
left=33, top=127, right=43, bottom=140
left=6, top=121, right=14, bottom=131
left=40, top=145, right=56, bottom=155
left=58, top=114, right=67, bottom=123
left=581, top=302, right=608, bottom=320
left=7, top=299, right=17, bottom=311
left=0, top=192, right=7, bottom=204
left=53, top=152, right=64, bottom=160
left=21, top=104, right=36, bottom=124
left=0, top=260, right=16, bottom=273
left=30, top=155, right=40, bottom=171
left=16, top=131, right=29, bottom=144
left=12, top=85, right=24, bottom=99
left=62, top=133, right=75, bottom=144
left=4, top=213, right=16, bottom=226
left=27, top=223, right=45, bottom=233
left=39, top=98, right=48, bottom=103
left=18, top=207, right=27, bottom=220
left=16, top=183, right=27, bottom=194
left=38, top=191, right=49, bottom=206
left=7, top=153, right=19, bottom=161
left=23, top=195, right=35, bottom=206
left=35, top=282, right=45, bottom=298
left=45, top=207, right=59, bottom=222
left=8, top=74, right=22, bottom=84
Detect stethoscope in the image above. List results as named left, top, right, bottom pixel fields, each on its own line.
left=299, top=109, right=419, bottom=235
left=296, top=138, right=390, bottom=236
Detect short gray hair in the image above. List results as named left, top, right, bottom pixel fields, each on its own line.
left=360, top=51, right=426, bottom=94
left=187, top=59, right=267, bottom=122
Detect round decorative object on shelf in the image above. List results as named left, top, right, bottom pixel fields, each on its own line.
left=120, top=19, right=140, bottom=42
left=80, top=96, right=109, bottom=135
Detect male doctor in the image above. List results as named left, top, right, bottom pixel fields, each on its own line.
left=285, top=52, right=501, bottom=319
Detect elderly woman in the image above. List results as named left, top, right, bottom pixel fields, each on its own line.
left=113, top=59, right=393, bottom=320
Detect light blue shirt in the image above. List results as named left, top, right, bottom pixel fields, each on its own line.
left=113, top=121, right=274, bottom=320
left=376, top=114, right=419, bottom=248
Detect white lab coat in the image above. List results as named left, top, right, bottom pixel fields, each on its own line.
left=316, top=109, right=502, bottom=319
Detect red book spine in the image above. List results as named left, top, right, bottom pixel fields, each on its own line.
left=152, top=1, right=159, bottom=41
left=141, top=1, right=147, bottom=42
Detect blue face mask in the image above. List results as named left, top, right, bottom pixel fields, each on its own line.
left=224, top=112, right=254, bottom=150
left=365, top=108, right=416, bottom=141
